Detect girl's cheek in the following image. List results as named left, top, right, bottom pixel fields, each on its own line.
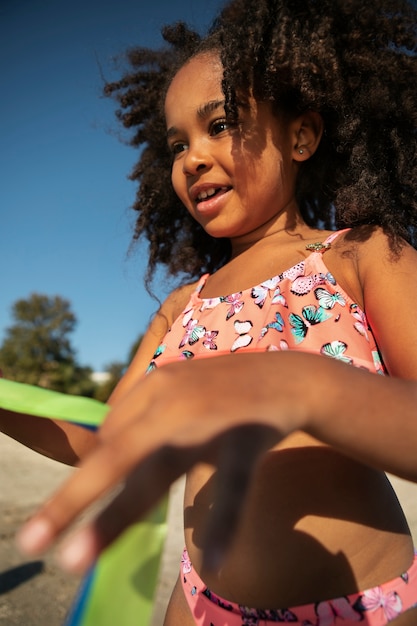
left=171, top=168, right=187, bottom=202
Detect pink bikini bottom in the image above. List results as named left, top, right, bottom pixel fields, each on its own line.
left=181, top=548, right=417, bottom=625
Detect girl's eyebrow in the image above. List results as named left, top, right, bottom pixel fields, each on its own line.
left=166, top=99, right=226, bottom=140
left=197, top=99, right=225, bottom=119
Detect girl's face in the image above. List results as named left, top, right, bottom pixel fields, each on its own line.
left=165, top=52, right=303, bottom=248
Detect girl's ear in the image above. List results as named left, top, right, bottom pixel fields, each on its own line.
left=292, top=111, right=324, bottom=161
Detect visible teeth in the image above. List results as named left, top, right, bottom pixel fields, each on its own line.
left=197, top=187, right=226, bottom=201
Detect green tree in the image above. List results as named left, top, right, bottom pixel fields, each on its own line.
left=0, top=293, right=96, bottom=396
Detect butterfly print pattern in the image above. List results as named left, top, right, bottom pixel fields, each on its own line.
left=358, top=587, right=403, bottom=622
left=154, top=231, right=414, bottom=626
left=320, top=340, right=353, bottom=364
left=181, top=547, right=417, bottom=625
left=232, top=320, right=253, bottom=352
left=260, top=312, right=285, bottom=338
left=289, top=305, right=332, bottom=344
left=148, top=232, right=387, bottom=376
left=221, top=292, right=245, bottom=319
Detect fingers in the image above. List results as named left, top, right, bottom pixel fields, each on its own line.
left=16, top=419, right=173, bottom=559
left=16, top=421, right=196, bottom=573
left=55, top=450, right=190, bottom=574
left=16, top=417, right=278, bottom=577
left=15, top=355, right=285, bottom=576
left=202, top=424, right=278, bottom=571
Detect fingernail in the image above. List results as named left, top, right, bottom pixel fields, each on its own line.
left=57, top=530, right=94, bottom=574
left=16, top=518, right=52, bottom=555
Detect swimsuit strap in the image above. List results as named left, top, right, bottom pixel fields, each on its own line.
left=305, top=229, right=351, bottom=253
left=194, top=230, right=350, bottom=298
left=195, top=273, right=210, bottom=295
left=323, top=228, right=351, bottom=245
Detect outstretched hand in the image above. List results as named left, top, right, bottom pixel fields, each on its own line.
left=16, top=353, right=307, bottom=574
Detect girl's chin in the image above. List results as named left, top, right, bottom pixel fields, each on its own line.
left=201, top=225, right=245, bottom=240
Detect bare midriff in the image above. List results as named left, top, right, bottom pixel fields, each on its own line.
left=182, top=432, right=413, bottom=609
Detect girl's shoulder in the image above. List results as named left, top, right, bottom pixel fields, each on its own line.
left=323, top=225, right=417, bottom=273
left=161, top=279, right=202, bottom=327
left=342, top=226, right=417, bottom=276
left=316, top=226, right=415, bottom=309
left=109, top=279, right=201, bottom=403
left=326, top=225, right=417, bottom=311
left=343, top=227, right=417, bottom=379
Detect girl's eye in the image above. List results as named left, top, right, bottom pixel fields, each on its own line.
left=210, top=119, right=232, bottom=136
left=168, top=118, right=238, bottom=156
left=170, top=141, right=188, bottom=156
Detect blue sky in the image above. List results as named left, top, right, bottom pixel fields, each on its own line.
left=0, top=0, right=224, bottom=371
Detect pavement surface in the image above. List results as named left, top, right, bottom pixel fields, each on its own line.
left=0, top=435, right=77, bottom=625
left=1, top=433, right=417, bottom=625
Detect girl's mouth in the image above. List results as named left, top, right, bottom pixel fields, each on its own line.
left=193, top=186, right=232, bottom=217
left=196, top=186, right=229, bottom=202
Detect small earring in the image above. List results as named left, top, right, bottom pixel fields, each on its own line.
left=298, top=148, right=304, bottom=155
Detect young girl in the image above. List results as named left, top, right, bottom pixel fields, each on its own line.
left=13, top=0, right=417, bottom=624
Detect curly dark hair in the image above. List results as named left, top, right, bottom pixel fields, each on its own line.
left=104, top=0, right=417, bottom=286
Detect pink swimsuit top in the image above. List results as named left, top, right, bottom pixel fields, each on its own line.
left=148, top=230, right=386, bottom=376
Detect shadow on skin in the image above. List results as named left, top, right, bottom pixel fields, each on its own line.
left=184, top=444, right=411, bottom=607
left=0, top=561, right=44, bottom=594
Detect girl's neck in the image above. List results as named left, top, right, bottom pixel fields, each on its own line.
left=229, top=212, right=312, bottom=260
left=201, top=220, right=333, bottom=300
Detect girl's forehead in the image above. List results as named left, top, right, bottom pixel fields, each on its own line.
left=165, top=53, right=224, bottom=118
left=168, top=53, right=223, bottom=97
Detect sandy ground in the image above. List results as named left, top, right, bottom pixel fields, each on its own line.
left=1, top=433, right=417, bottom=625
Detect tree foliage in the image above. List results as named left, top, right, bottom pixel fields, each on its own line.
left=0, top=293, right=96, bottom=396
left=0, top=293, right=145, bottom=400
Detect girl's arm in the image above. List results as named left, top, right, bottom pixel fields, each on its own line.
left=0, top=410, right=97, bottom=466
left=304, top=229, right=417, bottom=480
left=16, top=232, right=417, bottom=571
left=102, top=281, right=196, bottom=428
left=0, top=283, right=192, bottom=466
left=0, top=305, right=165, bottom=466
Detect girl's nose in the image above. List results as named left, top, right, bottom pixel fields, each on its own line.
left=182, top=144, right=211, bottom=176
